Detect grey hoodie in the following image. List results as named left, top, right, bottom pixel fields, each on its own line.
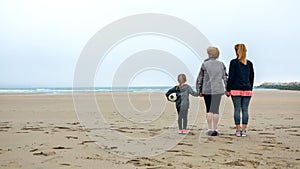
left=196, top=58, right=227, bottom=95
left=178, top=84, right=199, bottom=111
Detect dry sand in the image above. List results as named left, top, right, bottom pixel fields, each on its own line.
left=0, top=90, right=299, bottom=168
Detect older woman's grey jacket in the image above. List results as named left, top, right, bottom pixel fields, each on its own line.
left=196, top=58, right=227, bottom=95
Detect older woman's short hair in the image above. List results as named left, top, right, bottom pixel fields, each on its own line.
left=207, top=47, right=220, bottom=58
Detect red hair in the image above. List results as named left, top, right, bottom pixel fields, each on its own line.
left=235, top=44, right=247, bottom=65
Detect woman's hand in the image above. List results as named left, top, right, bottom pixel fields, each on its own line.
left=225, top=91, right=231, bottom=97
left=199, top=93, right=203, bottom=97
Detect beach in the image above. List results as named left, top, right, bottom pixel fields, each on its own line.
left=0, top=90, right=299, bottom=168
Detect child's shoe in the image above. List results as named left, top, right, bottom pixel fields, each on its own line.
left=182, top=129, right=189, bottom=134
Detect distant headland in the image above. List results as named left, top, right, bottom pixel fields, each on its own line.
left=257, top=82, right=300, bottom=91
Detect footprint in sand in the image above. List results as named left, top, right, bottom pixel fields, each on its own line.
left=119, top=126, right=144, bottom=130
left=52, top=146, right=72, bottom=150
left=166, top=149, right=193, bottom=156
left=249, top=152, right=263, bottom=156
left=21, top=126, right=44, bottom=131
left=177, top=142, right=193, bottom=146
left=16, top=131, right=29, bottom=133
left=29, top=148, right=38, bottom=152
left=260, top=144, right=275, bottom=148
left=291, top=125, right=300, bottom=129
left=273, top=126, right=290, bottom=130
left=112, top=128, right=133, bottom=133
left=218, top=151, right=231, bottom=156
left=218, top=136, right=234, bottom=144
left=33, top=151, right=56, bottom=156
left=66, top=122, right=80, bottom=125
left=219, top=135, right=234, bottom=141
left=260, top=146, right=273, bottom=151
left=285, top=129, right=298, bottom=132
left=166, top=149, right=181, bottom=153
left=81, top=154, right=104, bottom=160
left=0, top=126, right=11, bottom=132
left=289, top=133, right=300, bottom=136
left=182, top=163, right=193, bottom=168
left=258, top=132, right=275, bottom=135
left=55, top=126, right=71, bottom=130
left=65, top=135, right=78, bottom=139
left=175, top=153, right=193, bottom=157
left=224, top=159, right=260, bottom=168
left=148, top=128, right=161, bottom=132
left=224, top=160, right=244, bottom=166
left=79, top=140, right=96, bottom=145
left=0, top=148, right=12, bottom=155
left=126, top=157, right=166, bottom=167
left=219, top=148, right=235, bottom=153
left=188, top=132, right=195, bottom=135
left=248, top=128, right=263, bottom=131
left=104, top=146, right=118, bottom=150
left=42, top=156, right=63, bottom=164
left=3, top=161, right=22, bottom=168
left=147, top=128, right=162, bottom=136
left=206, top=137, right=217, bottom=142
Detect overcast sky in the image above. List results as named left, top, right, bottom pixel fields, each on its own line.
left=0, top=0, right=299, bottom=87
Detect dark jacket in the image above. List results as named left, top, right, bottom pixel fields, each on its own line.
left=226, top=58, right=254, bottom=91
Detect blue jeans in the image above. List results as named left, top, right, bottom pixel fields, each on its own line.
left=231, top=96, right=251, bottom=125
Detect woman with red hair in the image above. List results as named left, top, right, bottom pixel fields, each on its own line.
left=226, top=44, right=255, bottom=137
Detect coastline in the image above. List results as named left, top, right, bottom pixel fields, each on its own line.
left=1, top=86, right=300, bottom=95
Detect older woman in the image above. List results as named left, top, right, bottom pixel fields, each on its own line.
left=196, top=47, right=227, bottom=136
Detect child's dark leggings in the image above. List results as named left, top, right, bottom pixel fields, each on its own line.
left=178, top=109, right=188, bottom=130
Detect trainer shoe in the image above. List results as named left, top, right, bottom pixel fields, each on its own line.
left=236, top=130, right=241, bottom=137
left=182, top=129, right=189, bottom=134
left=211, top=130, right=219, bottom=136
left=241, top=131, right=247, bottom=137
left=206, top=130, right=214, bottom=136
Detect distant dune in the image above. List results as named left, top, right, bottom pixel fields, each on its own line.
left=257, top=82, right=300, bottom=91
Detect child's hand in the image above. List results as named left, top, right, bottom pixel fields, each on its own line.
left=199, top=93, right=203, bottom=97
left=225, top=92, right=231, bottom=97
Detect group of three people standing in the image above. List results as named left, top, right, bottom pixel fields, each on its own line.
left=176, top=43, right=254, bottom=137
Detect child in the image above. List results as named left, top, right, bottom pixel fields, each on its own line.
left=167, top=74, right=199, bottom=134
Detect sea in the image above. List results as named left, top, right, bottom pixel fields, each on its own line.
left=0, top=86, right=275, bottom=94
left=0, top=86, right=174, bottom=94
